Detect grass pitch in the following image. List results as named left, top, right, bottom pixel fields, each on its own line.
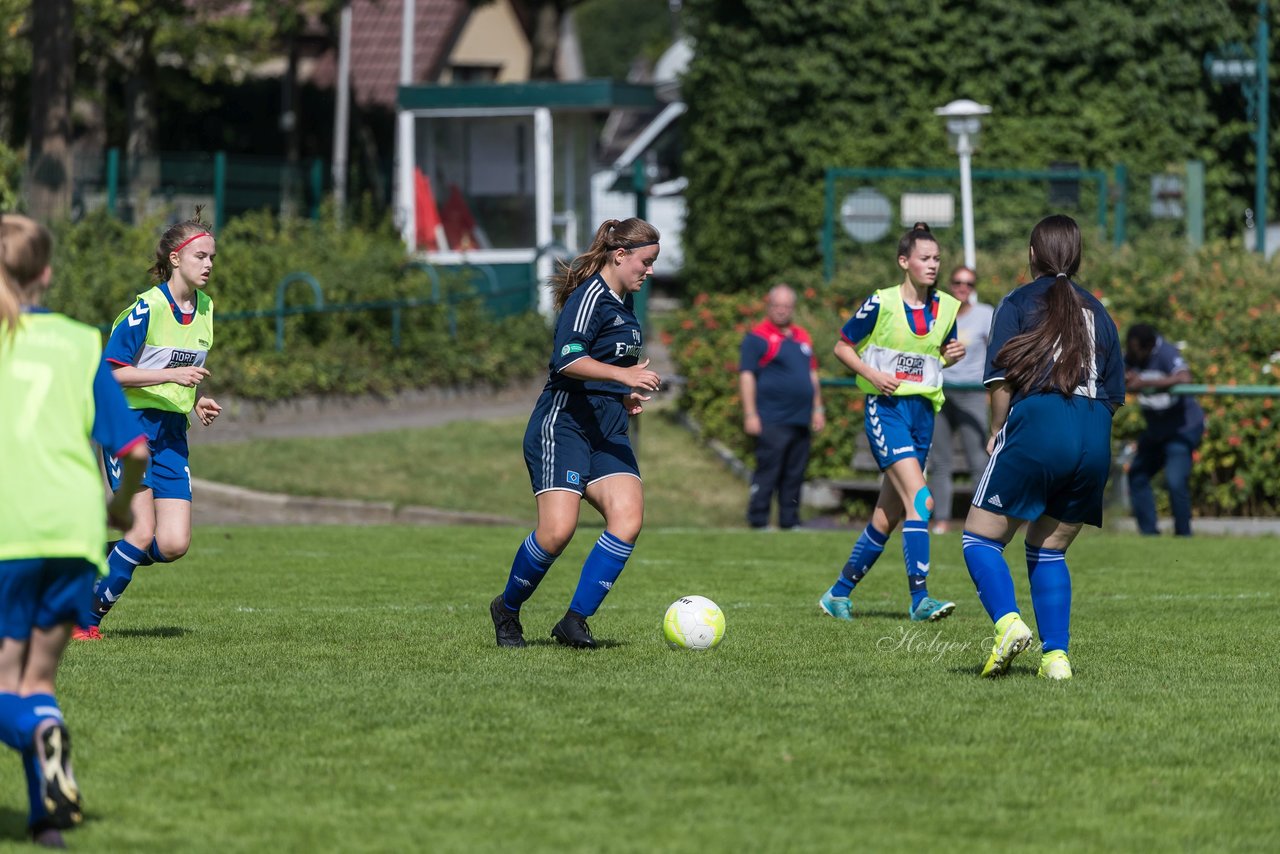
left=7, top=527, right=1276, bottom=851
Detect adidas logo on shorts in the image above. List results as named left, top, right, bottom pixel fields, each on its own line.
left=987, top=495, right=1004, bottom=508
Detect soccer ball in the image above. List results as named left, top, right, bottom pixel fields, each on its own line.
left=662, top=596, right=725, bottom=650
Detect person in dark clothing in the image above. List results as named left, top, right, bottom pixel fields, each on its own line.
left=1124, top=324, right=1205, bottom=536
left=739, top=284, right=825, bottom=530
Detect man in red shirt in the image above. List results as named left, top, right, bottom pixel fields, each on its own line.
left=739, top=284, right=825, bottom=529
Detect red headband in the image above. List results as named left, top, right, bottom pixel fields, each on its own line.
left=171, top=231, right=212, bottom=256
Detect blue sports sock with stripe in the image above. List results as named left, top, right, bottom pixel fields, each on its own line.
left=88, top=540, right=149, bottom=627
left=0, top=693, right=30, bottom=751
left=1027, top=544, right=1072, bottom=654
left=501, top=532, right=559, bottom=611
left=829, top=524, right=888, bottom=597
left=962, top=532, right=1019, bottom=622
left=146, top=537, right=173, bottom=564
left=902, top=520, right=930, bottom=608
left=17, top=695, right=62, bottom=827
left=569, top=531, right=634, bottom=617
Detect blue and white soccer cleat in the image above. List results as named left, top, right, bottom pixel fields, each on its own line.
left=910, top=596, right=956, bottom=622
left=818, top=590, right=854, bottom=621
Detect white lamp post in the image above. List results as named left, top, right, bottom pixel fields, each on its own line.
left=934, top=99, right=992, bottom=270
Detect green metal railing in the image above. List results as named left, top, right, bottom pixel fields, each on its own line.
left=96, top=264, right=526, bottom=351
left=820, top=378, right=1278, bottom=396
left=822, top=166, right=1112, bottom=282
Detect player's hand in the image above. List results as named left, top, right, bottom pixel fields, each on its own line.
left=871, top=370, right=901, bottom=395
left=622, top=358, right=661, bottom=392
left=106, top=494, right=134, bottom=532
left=170, top=366, right=211, bottom=387
left=195, top=396, right=222, bottom=426
left=1125, top=369, right=1140, bottom=389
left=743, top=413, right=762, bottom=436
left=942, top=339, right=966, bottom=366
left=811, top=410, right=826, bottom=433
left=624, top=391, right=650, bottom=415
left=987, top=433, right=998, bottom=456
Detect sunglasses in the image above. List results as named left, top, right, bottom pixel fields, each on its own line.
left=950, top=279, right=976, bottom=286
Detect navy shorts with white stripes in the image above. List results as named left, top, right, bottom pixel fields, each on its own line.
left=970, top=393, right=1114, bottom=526
left=523, top=389, right=639, bottom=495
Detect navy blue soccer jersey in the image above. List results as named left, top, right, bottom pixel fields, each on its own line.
left=984, top=276, right=1125, bottom=409
left=840, top=290, right=958, bottom=345
left=102, top=282, right=195, bottom=367
left=545, top=274, right=643, bottom=396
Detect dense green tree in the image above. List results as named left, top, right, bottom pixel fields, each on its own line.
left=681, top=0, right=1271, bottom=292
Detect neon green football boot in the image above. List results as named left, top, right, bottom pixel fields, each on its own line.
left=1038, top=649, right=1073, bottom=681
left=981, top=612, right=1033, bottom=677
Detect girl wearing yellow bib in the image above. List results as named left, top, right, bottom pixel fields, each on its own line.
left=76, top=213, right=223, bottom=640
left=1, top=215, right=148, bottom=845
left=818, top=223, right=967, bottom=623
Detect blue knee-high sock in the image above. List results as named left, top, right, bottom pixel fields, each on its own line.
left=829, top=525, right=888, bottom=597
left=0, top=693, right=30, bottom=751
left=18, top=696, right=61, bottom=829
left=1027, top=544, right=1072, bottom=654
left=962, top=532, right=1020, bottom=623
left=568, top=532, right=634, bottom=617
left=501, top=532, right=559, bottom=611
left=146, top=537, right=173, bottom=564
left=902, top=520, right=931, bottom=608
left=88, top=540, right=149, bottom=627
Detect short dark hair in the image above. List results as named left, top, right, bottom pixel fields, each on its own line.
left=1127, top=323, right=1157, bottom=349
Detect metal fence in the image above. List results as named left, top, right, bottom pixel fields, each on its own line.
left=822, top=162, right=1207, bottom=281
left=71, top=149, right=329, bottom=229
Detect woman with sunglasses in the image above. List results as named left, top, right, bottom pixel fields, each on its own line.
left=929, top=266, right=995, bottom=534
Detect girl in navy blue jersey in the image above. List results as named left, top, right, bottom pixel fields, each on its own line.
left=489, top=218, right=662, bottom=649
left=962, top=214, right=1125, bottom=680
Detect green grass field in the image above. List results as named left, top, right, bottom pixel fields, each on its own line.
left=189, top=408, right=750, bottom=529
left=11, top=527, right=1277, bottom=851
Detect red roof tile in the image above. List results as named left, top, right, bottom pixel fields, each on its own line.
left=313, top=0, right=469, bottom=110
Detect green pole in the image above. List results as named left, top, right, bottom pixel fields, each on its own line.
left=1113, top=163, right=1128, bottom=247
left=214, top=151, right=227, bottom=230
left=1256, top=0, right=1270, bottom=253
left=823, top=169, right=836, bottom=283
left=1186, top=160, right=1206, bottom=250
left=632, top=159, right=649, bottom=333
left=106, top=148, right=119, bottom=217
left=310, top=158, right=323, bottom=220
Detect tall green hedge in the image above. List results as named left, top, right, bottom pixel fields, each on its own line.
left=668, top=237, right=1280, bottom=517
left=681, top=0, right=1273, bottom=293
left=46, top=211, right=547, bottom=400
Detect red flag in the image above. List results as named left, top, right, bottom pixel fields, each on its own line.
left=414, top=168, right=447, bottom=250
left=442, top=184, right=480, bottom=251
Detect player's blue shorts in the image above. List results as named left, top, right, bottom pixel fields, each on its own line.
left=523, top=390, right=639, bottom=495
left=865, top=394, right=935, bottom=471
left=0, top=558, right=97, bottom=637
left=971, top=393, right=1114, bottom=527
left=104, top=408, right=192, bottom=501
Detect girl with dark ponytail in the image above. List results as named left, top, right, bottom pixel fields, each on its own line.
left=489, top=218, right=662, bottom=649
left=961, top=214, right=1125, bottom=681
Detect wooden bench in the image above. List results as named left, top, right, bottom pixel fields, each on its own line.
left=809, top=432, right=979, bottom=515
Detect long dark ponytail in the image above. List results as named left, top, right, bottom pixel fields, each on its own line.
left=993, top=214, right=1090, bottom=395
left=550, top=218, right=659, bottom=311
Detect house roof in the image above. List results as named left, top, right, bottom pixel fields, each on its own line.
left=312, top=0, right=470, bottom=110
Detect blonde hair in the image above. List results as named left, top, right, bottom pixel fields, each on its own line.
left=0, top=213, right=54, bottom=344
left=549, top=218, right=659, bottom=311
left=150, top=205, right=211, bottom=282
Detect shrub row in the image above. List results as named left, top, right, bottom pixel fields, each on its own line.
left=667, top=237, right=1280, bottom=517
left=46, top=210, right=548, bottom=400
